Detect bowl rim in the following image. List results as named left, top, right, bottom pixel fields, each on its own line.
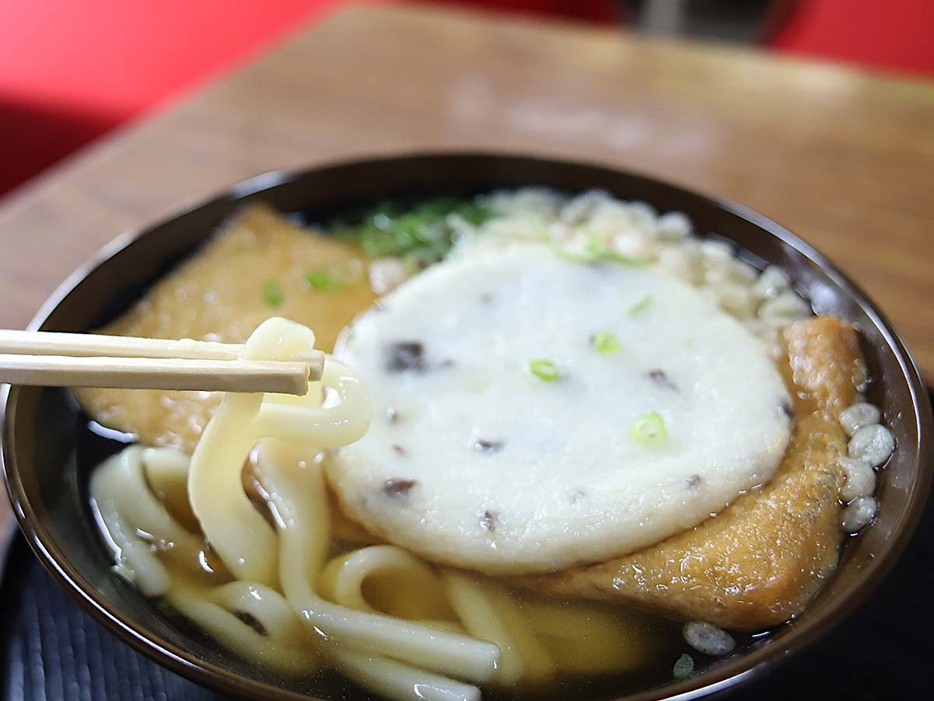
left=2, top=151, right=932, bottom=701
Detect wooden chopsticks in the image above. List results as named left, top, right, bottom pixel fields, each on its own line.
left=0, top=330, right=324, bottom=396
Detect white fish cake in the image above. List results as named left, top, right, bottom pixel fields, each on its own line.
left=329, top=244, right=792, bottom=574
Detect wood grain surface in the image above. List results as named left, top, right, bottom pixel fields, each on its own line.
left=1, top=3, right=933, bottom=528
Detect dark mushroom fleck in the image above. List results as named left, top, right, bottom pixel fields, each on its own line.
left=780, top=402, right=794, bottom=420
left=648, top=369, right=678, bottom=391
left=385, top=341, right=426, bottom=373
left=233, top=611, right=267, bottom=636
left=474, top=439, right=504, bottom=454
left=383, top=478, right=418, bottom=497
left=392, top=444, right=407, bottom=457
left=685, top=474, right=703, bottom=490
left=480, top=510, right=498, bottom=532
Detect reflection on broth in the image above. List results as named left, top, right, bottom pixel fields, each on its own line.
left=83, top=190, right=894, bottom=700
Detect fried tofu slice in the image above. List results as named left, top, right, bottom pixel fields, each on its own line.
left=75, top=204, right=377, bottom=454
left=512, top=317, right=866, bottom=630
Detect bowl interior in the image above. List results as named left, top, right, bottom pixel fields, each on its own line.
left=3, top=154, right=932, bottom=701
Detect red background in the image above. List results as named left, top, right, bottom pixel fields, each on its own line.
left=1, top=0, right=932, bottom=197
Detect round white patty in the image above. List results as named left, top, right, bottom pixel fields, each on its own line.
left=329, top=244, right=792, bottom=574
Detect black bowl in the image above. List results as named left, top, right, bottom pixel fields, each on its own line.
left=2, top=153, right=932, bottom=701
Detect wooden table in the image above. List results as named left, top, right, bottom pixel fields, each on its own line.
left=1, top=4, right=932, bottom=528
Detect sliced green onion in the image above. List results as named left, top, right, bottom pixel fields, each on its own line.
left=673, top=653, right=694, bottom=680
left=329, top=196, right=493, bottom=264
left=628, top=295, right=653, bottom=316
left=305, top=269, right=342, bottom=291
left=584, top=236, right=650, bottom=267
left=550, top=235, right=650, bottom=267
left=262, top=280, right=284, bottom=308
left=591, top=331, right=621, bottom=354
left=631, top=411, right=668, bottom=446
left=551, top=246, right=595, bottom=264
left=528, top=359, right=560, bottom=382
left=596, top=249, right=651, bottom=267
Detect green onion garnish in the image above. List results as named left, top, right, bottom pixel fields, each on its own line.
left=551, top=247, right=595, bottom=264
left=262, top=280, right=284, bottom=308
left=592, top=331, right=621, bottom=354
left=329, top=196, right=493, bottom=264
left=628, top=295, right=653, bottom=316
left=584, top=236, right=650, bottom=267
left=597, top=249, right=651, bottom=267
left=528, top=359, right=560, bottom=382
left=631, top=411, right=668, bottom=446
left=551, top=237, right=651, bottom=267
left=305, top=269, right=342, bottom=291
left=673, top=653, right=694, bottom=680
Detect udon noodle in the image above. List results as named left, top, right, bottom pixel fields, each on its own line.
left=91, top=317, right=651, bottom=701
